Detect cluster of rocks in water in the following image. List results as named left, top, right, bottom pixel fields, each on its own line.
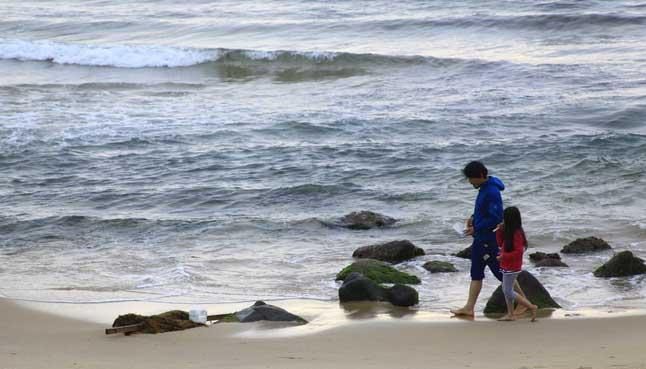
left=111, top=211, right=646, bottom=334
left=336, top=211, right=646, bottom=314
left=527, top=237, right=646, bottom=278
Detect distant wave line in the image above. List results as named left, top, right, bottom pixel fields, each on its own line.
left=0, top=38, right=491, bottom=69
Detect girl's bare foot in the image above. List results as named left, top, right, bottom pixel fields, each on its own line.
left=497, top=314, right=515, bottom=321
left=529, top=304, right=538, bottom=322
left=513, top=305, right=528, bottom=315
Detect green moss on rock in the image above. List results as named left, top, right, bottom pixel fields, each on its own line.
left=219, top=314, right=240, bottom=323
left=111, top=310, right=204, bottom=334
left=336, top=259, right=421, bottom=284
left=423, top=260, right=457, bottom=273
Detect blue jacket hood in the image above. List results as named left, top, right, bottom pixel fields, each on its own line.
left=481, top=176, right=505, bottom=192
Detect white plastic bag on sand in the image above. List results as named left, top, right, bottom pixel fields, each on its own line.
left=189, top=309, right=208, bottom=324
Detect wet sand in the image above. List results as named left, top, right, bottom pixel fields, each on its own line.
left=2, top=297, right=646, bottom=369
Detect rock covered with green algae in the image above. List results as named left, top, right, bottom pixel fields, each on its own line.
left=336, top=259, right=421, bottom=284
left=594, top=251, right=646, bottom=277
left=353, top=240, right=425, bottom=263
left=112, top=310, right=204, bottom=334
left=423, top=260, right=457, bottom=273
left=483, top=271, right=560, bottom=314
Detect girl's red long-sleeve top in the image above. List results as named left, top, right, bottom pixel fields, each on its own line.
left=496, top=228, right=525, bottom=272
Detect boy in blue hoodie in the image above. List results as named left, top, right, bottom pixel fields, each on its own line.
left=451, top=161, right=525, bottom=317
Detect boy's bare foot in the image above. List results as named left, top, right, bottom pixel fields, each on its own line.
left=497, top=314, right=515, bottom=321
left=450, top=307, right=474, bottom=316
left=529, top=304, right=538, bottom=322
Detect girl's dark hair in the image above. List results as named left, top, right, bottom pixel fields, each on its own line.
left=463, top=161, right=488, bottom=179
left=503, top=206, right=527, bottom=252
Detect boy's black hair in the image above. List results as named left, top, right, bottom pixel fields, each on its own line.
left=462, top=161, right=488, bottom=179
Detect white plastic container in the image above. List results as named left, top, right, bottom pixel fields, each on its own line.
left=189, top=309, right=208, bottom=324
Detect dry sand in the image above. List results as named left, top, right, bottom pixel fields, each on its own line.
left=2, top=298, right=646, bottom=369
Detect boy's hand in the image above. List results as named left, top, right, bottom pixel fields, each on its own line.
left=464, top=226, right=474, bottom=236
left=496, top=255, right=501, bottom=260
left=466, top=217, right=473, bottom=228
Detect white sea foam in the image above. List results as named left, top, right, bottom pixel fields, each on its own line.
left=0, top=38, right=219, bottom=68
left=0, top=39, right=348, bottom=68
left=241, top=50, right=338, bottom=61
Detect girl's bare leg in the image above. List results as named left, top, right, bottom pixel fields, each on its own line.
left=512, top=280, right=528, bottom=315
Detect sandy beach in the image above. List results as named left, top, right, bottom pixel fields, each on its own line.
left=2, top=298, right=646, bottom=369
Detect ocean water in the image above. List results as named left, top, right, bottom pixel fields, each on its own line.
left=1, top=0, right=645, bottom=312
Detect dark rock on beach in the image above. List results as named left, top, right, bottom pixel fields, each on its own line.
left=353, top=240, right=425, bottom=263
left=338, top=211, right=397, bottom=230
left=231, top=301, right=307, bottom=323
left=529, top=252, right=568, bottom=267
left=338, top=272, right=418, bottom=307
left=593, top=251, right=646, bottom=278
left=338, top=272, right=386, bottom=302
left=453, top=246, right=472, bottom=259
left=112, top=310, right=203, bottom=334
left=423, top=260, right=457, bottom=273
left=561, top=237, right=611, bottom=254
left=385, top=284, right=419, bottom=307
left=336, top=259, right=421, bottom=284
left=484, top=271, right=561, bottom=314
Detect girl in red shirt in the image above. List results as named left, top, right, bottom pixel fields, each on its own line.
left=496, top=206, right=537, bottom=322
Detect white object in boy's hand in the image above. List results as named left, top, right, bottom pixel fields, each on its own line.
left=452, top=222, right=466, bottom=237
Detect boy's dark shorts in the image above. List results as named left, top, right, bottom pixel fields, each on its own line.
left=470, top=235, right=503, bottom=282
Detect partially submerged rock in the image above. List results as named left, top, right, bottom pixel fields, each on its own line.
left=338, top=211, right=397, bottom=230
left=594, top=251, right=646, bottom=278
left=353, top=240, right=425, bottom=263
left=112, top=310, right=203, bottom=334
left=484, top=271, right=561, bottom=314
left=336, top=259, right=421, bottom=284
left=529, top=251, right=562, bottom=263
left=338, top=272, right=418, bottom=307
left=453, top=246, right=471, bottom=259
left=561, top=237, right=611, bottom=254
left=338, top=272, right=386, bottom=302
left=423, top=260, right=457, bottom=273
left=529, top=252, right=568, bottom=267
left=535, top=258, right=569, bottom=268
left=228, top=301, right=307, bottom=324
left=385, top=284, right=419, bottom=307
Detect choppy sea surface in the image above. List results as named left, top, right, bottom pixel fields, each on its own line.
left=1, top=0, right=645, bottom=312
